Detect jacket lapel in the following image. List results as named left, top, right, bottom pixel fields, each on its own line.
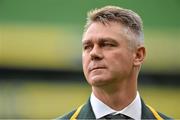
left=77, top=99, right=96, bottom=119
left=141, top=99, right=156, bottom=119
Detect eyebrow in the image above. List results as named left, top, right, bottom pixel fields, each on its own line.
left=99, top=37, right=118, bottom=44
left=82, top=37, right=118, bottom=45
left=82, top=39, right=91, bottom=46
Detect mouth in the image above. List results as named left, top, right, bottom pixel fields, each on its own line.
left=89, top=67, right=106, bottom=72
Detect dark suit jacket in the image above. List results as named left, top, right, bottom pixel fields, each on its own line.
left=58, top=98, right=172, bottom=119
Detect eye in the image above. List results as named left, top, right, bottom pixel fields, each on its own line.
left=106, top=43, right=114, bottom=46
left=83, top=44, right=92, bottom=50
left=102, top=42, right=116, bottom=47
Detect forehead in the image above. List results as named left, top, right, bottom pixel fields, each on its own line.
left=82, top=22, right=129, bottom=43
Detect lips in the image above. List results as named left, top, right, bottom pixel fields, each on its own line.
left=89, top=66, right=106, bottom=72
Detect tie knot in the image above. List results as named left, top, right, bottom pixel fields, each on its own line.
left=100, top=113, right=134, bottom=120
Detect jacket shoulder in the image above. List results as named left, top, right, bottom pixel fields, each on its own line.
left=55, top=109, right=76, bottom=120
left=158, top=112, right=173, bottom=120
left=55, top=99, right=95, bottom=119
left=141, top=98, right=173, bottom=119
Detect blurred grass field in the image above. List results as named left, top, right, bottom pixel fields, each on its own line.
left=0, top=82, right=179, bottom=119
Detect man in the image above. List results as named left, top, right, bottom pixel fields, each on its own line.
left=58, top=6, right=172, bottom=120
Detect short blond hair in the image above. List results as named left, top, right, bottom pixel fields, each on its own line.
left=84, top=6, right=144, bottom=44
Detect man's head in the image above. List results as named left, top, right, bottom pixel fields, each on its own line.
left=82, top=6, right=146, bottom=87
left=84, top=6, right=144, bottom=49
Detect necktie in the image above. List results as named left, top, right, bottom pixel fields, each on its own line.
left=100, top=113, right=134, bottom=120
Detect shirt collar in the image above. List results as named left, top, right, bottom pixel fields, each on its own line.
left=90, top=92, right=142, bottom=120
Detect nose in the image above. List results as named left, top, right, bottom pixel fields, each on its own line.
left=90, top=45, right=103, bottom=61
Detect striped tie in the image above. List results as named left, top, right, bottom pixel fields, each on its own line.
left=100, top=113, right=134, bottom=120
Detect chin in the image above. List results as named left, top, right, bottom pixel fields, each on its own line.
left=88, top=75, right=111, bottom=86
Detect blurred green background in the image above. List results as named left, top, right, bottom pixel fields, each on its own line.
left=0, top=0, right=180, bottom=119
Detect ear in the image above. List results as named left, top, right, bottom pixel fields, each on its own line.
left=133, top=46, right=146, bottom=66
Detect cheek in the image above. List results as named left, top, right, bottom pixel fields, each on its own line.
left=110, top=52, right=133, bottom=68
left=82, top=53, right=89, bottom=72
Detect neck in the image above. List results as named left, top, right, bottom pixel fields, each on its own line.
left=92, top=77, right=137, bottom=111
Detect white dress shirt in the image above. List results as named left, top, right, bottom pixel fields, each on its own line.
left=90, top=92, right=142, bottom=120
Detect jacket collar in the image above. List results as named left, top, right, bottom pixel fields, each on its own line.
left=77, top=98, right=96, bottom=119
left=141, top=98, right=156, bottom=119
left=77, top=98, right=156, bottom=119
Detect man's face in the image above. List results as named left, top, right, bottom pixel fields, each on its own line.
left=82, top=22, right=136, bottom=86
